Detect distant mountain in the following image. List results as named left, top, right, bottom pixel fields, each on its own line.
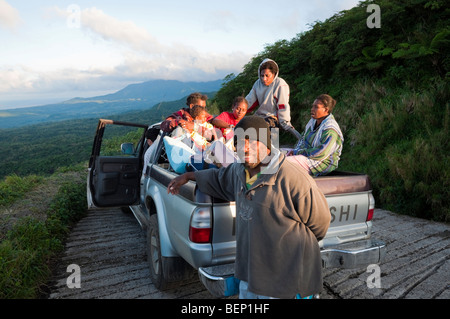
left=67, top=79, right=223, bottom=103
left=0, top=79, right=223, bottom=129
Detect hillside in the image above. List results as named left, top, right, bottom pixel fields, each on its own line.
left=0, top=79, right=222, bottom=129
left=0, top=93, right=215, bottom=179
left=212, top=0, right=449, bottom=222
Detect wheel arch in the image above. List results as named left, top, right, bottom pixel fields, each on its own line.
left=145, top=191, right=178, bottom=257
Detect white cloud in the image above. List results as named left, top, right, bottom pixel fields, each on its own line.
left=79, top=7, right=163, bottom=54
left=1, top=1, right=362, bottom=105
left=0, top=67, right=37, bottom=92
left=75, top=6, right=251, bottom=73
left=0, top=6, right=250, bottom=97
left=0, top=0, right=22, bottom=30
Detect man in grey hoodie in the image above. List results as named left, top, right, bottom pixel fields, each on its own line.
left=167, top=116, right=330, bottom=299
left=245, top=58, right=302, bottom=139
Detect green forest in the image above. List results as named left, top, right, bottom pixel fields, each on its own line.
left=0, top=98, right=196, bottom=178
left=0, top=0, right=448, bottom=222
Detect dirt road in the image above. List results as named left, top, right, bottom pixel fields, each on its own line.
left=47, top=208, right=449, bottom=299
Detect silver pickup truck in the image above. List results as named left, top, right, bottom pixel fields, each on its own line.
left=87, top=119, right=386, bottom=297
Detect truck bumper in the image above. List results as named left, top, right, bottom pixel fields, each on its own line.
left=198, top=238, right=386, bottom=298
left=321, top=238, right=386, bottom=269
left=198, top=263, right=239, bottom=298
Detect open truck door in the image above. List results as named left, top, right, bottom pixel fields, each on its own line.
left=87, top=119, right=149, bottom=209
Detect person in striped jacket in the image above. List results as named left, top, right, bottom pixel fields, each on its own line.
left=287, top=94, right=343, bottom=176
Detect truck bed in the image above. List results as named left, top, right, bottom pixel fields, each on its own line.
left=314, top=171, right=371, bottom=196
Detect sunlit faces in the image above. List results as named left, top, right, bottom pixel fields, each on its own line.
left=310, top=99, right=329, bottom=120
left=195, top=109, right=208, bottom=123
left=232, top=101, right=248, bottom=121
left=260, top=69, right=275, bottom=86
left=189, top=99, right=207, bottom=108
left=242, top=139, right=270, bottom=170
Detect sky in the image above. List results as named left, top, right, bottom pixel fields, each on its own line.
left=0, top=0, right=361, bottom=109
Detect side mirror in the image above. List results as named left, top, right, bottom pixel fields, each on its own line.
left=121, top=143, right=134, bottom=155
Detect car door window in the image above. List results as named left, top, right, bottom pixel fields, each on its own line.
left=88, top=119, right=148, bottom=208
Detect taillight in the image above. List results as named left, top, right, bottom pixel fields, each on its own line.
left=189, top=207, right=212, bottom=243
left=366, top=208, right=374, bottom=221
left=366, top=194, right=375, bottom=222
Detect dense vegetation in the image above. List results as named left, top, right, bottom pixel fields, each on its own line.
left=212, top=0, right=449, bottom=222
left=0, top=175, right=43, bottom=207
left=0, top=170, right=86, bottom=298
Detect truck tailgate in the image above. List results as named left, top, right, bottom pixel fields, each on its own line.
left=316, top=172, right=374, bottom=247
left=211, top=200, right=236, bottom=265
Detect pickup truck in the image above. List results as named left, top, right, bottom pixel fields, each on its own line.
left=87, top=119, right=386, bottom=297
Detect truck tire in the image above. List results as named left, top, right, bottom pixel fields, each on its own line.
left=147, top=214, right=195, bottom=290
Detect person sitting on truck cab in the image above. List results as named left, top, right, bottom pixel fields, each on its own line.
left=245, top=58, right=301, bottom=140
left=160, top=92, right=212, bottom=134
left=286, top=94, right=343, bottom=176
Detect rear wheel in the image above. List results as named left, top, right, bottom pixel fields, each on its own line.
left=147, top=214, right=195, bottom=290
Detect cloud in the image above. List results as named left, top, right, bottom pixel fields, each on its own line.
left=1, top=5, right=251, bottom=101
left=51, top=6, right=250, bottom=68
left=0, top=67, right=37, bottom=92
left=7, top=6, right=250, bottom=93
left=53, top=6, right=176, bottom=56
left=0, top=0, right=22, bottom=30
left=1, top=1, right=364, bottom=105
left=79, top=7, right=164, bottom=54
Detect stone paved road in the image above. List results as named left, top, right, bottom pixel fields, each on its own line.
left=321, top=209, right=449, bottom=299
left=48, top=208, right=449, bottom=299
left=48, top=208, right=211, bottom=299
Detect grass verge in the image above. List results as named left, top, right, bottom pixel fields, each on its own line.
left=0, top=168, right=87, bottom=299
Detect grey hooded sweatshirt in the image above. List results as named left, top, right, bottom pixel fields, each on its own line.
left=245, top=59, right=300, bottom=138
